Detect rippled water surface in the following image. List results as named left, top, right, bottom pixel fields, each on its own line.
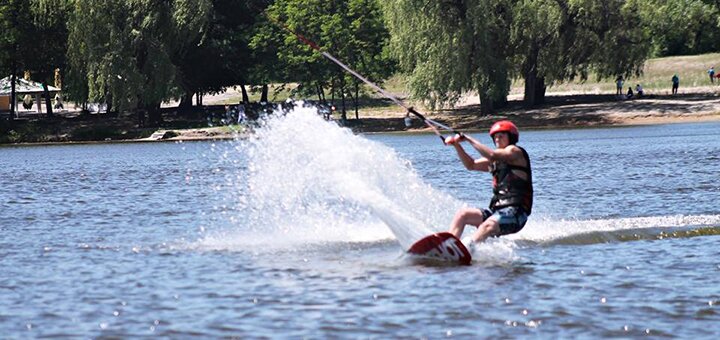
left=1, top=110, right=719, bottom=338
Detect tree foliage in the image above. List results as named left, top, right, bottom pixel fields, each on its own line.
left=175, top=0, right=268, bottom=108
left=2, top=0, right=718, bottom=124
left=383, top=0, right=653, bottom=111
left=639, top=0, right=720, bottom=56
left=65, top=0, right=211, bottom=116
left=382, top=0, right=513, bottom=112
left=0, top=0, right=70, bottom=116
left=255, top=0, right=394, bottom=118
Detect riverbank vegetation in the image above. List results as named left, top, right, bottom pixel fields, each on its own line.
left=1, top=0, right=719, bottom=143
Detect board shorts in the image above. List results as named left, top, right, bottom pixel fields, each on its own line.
left=481, top=206, right=528, bottom=236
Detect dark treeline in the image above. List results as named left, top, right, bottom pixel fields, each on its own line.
left=1, top=0, right=719, bottom=123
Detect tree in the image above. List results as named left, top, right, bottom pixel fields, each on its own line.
left=174, top=0, right=268, bottom=113
left=0, top=0, right=20, bottom=120
left=383, top=0, right=654, bottom=111
left=345, top=0, right=396, bottom=119
left=382, top=0, right=513, bottom=114
left=0, top=0, right=69, bottom=118
left=255, top=0, right=394, bottom=120
left=512, top=0, right=651, bottom=105
left=66, top=0, right=211, bottom=125
left=639, top=0, right=720, bottom=56
left=26, top=0, right=70, bottom=117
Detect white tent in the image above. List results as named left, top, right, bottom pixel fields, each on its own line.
left=0, top=76, right=61, bottom=113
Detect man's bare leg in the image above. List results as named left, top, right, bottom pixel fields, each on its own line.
left=471, top=218, right=500, bottom=243
left=449, top=207, right=486, bottom=238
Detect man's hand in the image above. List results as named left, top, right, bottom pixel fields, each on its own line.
left=444, top=134, right=464, bottom=145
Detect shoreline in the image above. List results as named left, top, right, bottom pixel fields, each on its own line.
left=364, top=113, right=720, bottom=136
left=9, top=110, right=715, bottom=147
left=2, top=92, right=719, bottom=145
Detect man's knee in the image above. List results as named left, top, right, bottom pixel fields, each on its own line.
left=456, top=208, right=486, bottom=223
left=480, top=219, right=500, bottom=234
left=454, top=208, right=472, bottom=220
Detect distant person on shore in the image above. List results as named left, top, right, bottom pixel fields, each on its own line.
left=709, top=67, right=715, bottom=84
left=635, top=84, right=643, bottom=97
left=626, top=87, right=634, bottom=99
left=237, top=104, right=246, bottom=124
left=22, top=94, right=33, bottom=110
left=223, top=105, right=235, bottom=125
left=615, top=76, right=624, bottom=96
left=444, top=120, right=532, bottom=247
left=404, top=112, right=412, bottom=128
left=54, top=93, right=64, bottom=110
left=671, top=74, right=679, bottom=95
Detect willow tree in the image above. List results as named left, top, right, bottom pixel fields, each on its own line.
left=0, top=0, right=69, bottom=117
left=383, top=0, right=652, bottom=112
left=0, top=0, right=21, bottom=119
left=510, top=0, right=651, bottom=105
left=382, top=0, right=513, bottom=114
left=65, top=0, right=211, bottom=125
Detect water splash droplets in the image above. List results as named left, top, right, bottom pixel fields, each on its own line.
left=199, top=106, right=462, bottom=252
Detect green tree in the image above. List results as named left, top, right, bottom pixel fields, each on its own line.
left=66, top=0, right=211, bottom=125
left=639, top=0, right=720, bottom=56
left=0, top=0, right=69, bottom=118
left=175, top=0, right=268, bottom=112
left=513, top=0, right=651, bottom=105
left=27, top=0, right=70, bottom=117
left=255, top=0, right=394, bottom=120
left=0, top=0, right=21, bottom=119
left=383, top=0, right=653, bottom=111
left=344, top=0, right=396, bottom=119
left=382, top=0, right=513, bottom=114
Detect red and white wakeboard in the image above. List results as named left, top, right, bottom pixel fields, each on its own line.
left=407, top=232, right=472, bottom=265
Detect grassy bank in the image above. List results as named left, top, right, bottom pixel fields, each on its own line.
left=528, top=53, right=720, bottom=95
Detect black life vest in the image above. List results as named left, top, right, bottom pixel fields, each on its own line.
left=490, top=146, right=533, bottom=214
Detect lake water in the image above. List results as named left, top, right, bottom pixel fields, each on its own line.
left=1, top=108, right=719, bottom=338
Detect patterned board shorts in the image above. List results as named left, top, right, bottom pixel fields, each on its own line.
left=481, top=206, right=529, bottom=236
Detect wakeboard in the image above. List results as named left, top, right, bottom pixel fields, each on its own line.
left=407, top=232, right=472, bottom=265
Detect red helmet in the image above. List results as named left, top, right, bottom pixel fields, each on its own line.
left=489, top=120, right=519, bottom=144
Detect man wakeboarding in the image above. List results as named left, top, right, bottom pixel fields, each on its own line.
left=444, top=120, right=533, bottom=248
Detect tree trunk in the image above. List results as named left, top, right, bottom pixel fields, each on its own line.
left=330, top=79, right=335, bottom=104
left=339, top=75, right=347, bottom=122
left=178, top=91, right=193, bottom=116
left=42, top=83, right=53, bottom=118
left=523, top=73, right=546, bottom=106
left=535, top=77, right=546, bottom=105
left=479, top=93, right=494, bottom=116
left=240, top=85, right=250, bottom=104
left=316, top=83, right=325, bottom=102
left=147, top=102, right=163, bottom=126
left=522, top=44, right=545, bottom=106
left=260, top=84, right=268, bottom=103
left=524, top=68, right=537, bottom=107
left=354, top=82, right=359, bottom=120
left=106, top=93, right=114, bottom=114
